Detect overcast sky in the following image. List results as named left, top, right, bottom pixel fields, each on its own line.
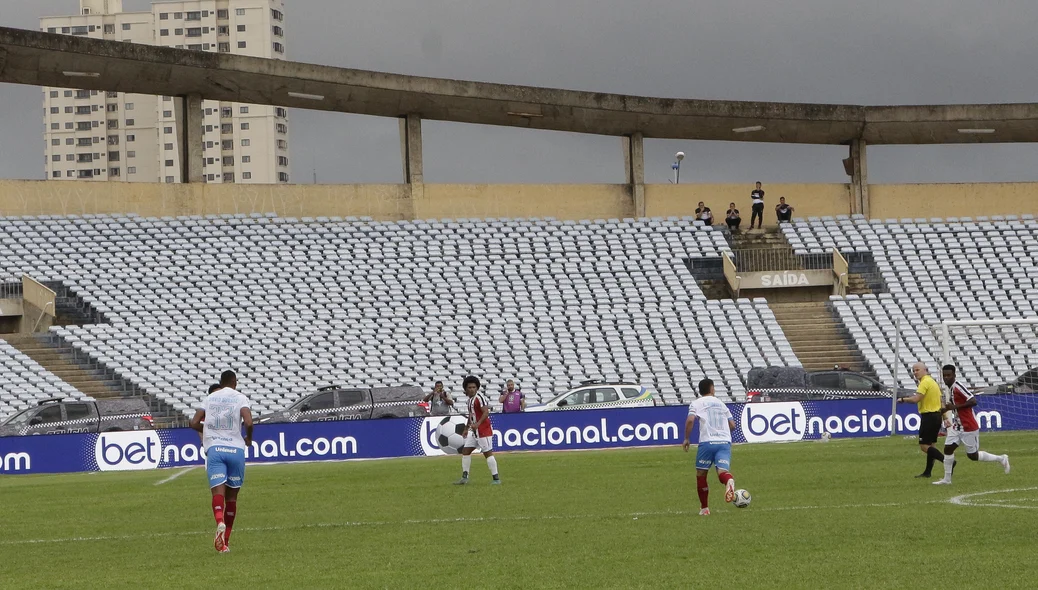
left=3, top=0, right=1038, bottom=184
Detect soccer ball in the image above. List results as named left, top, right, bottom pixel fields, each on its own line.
left=436, top=416, right=468, bottom=455
left=733, top=489, right=752, bottom=508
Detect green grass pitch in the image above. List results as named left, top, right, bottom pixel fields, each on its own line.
left=0, top=433, right=1034, bottom=589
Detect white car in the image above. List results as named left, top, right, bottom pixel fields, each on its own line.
left=525, top=381, right=657, bottom=412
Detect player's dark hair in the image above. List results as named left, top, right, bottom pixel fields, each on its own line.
left=208, top=383, right=221, bottom=394
left=698, top=378, right=713, bottom=396
left=942, top=364, right=956, bottom=373
left=463, top=376, right=480, bottom=390
left=220, top=370, right=236, bottom=386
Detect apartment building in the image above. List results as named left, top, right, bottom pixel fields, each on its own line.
left=41, top=0, right=290, bottom=183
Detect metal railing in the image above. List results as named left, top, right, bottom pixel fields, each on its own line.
left=0, top=282, right=23, bottom=300
left=730, top=248, right=834, bottom=273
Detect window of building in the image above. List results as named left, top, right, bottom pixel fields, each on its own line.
left=75, top=89, right=90, bottom=99
left=273, top=26, right=284, bottom=37
left=221, top=123, right=232, bottom=133
left=275, top=107, right=287, bottom=118
left=53, top=171, right=61, bottom=178
left=218, top=25, right=229, bottom=35
left=124, top=103, right=133, bottom=111
left=186, top=11, right=201, bottom=21
left=91, top=105, right=99, bottom=112
left=206, top=141, right=214, bottom=148
left=108, top=151, right=120, bottom=162
left=224, top=173, right=234, bottom=182
left=65, top=123, right=74, bottom=130
left=92, top=121, right=100, bottom=128
left=64, top=107, right=73, bottom=114
left=107, top=120, right=119, bottom=129
left=164, top=143, right=174, bottom=151
left=222, top=140, right=233, bottom=150
left=164, top=127, right=173, bottom=134
left=239, top=106, right=249, bottom=114
left=50, top=123, right=60, bottom=130
left=121, top=23, right=131, bottom=31
left=65, top=170, right=74, bottom=177
left=64, top=90, right=73, bottom=98
left=107, top=136, right=119, bottom=146
left=69, top=138, right=79, bottom=146
left=107, top=91, right=118, bottom=98
left=205, top=125, right=213, bottom=132
left=241, top=139, right=250, bottom=147
left=240, top=123, right=250, bottom=130
left=174, top=12, right=183, bottom=19
left=49, top=154, right=60, bottom=163
left=278, top=156, right=288, bottom=167
left=110, top=168, right=120, bottom=177
left=163, top=110, right=172, bottom=118
left=222, top=156, right=234, bottom=166
left=126, top=134, right=135, bottom=142
left=241, top=155, right=251, bottom=163
left=187, top=28, right=202, bottom=37
left=277, top=139, right=287, bottom=150
left=218, top=42, right=230, bottom=52
left=276, top=123, right=287, bottom=134
left=160, top=29, right=169, bottom=36
left=163, top=96, right=172, bottom=102
left=217, top=9, right=229, bottom=18
left=165, top=159, right=174, bottom=167
left=206, top=157, right=214, bottom=165
left=165, top=176, right=174, bottom=183
left=71, top=26, right=89, bottom=35
left=77, top=153, right=93, bottom=163
left=49, top=90, right=58, bottom=98
left=272, top=9, right=284, bottom=21
left=188, top=44, right=203, bottom=50
left=65, top=154, right=74, bottom=161
left=159, top=13, right=168, bottom=20
left=77, top=106, right=91, bottom=115
left=124, top=119, right=134, bottom=126
left=128, top=167, right=136, bottom=174
left=242, top=172, right=252, bottom=180
left=77, top=122, right=92, bottom=131
left=106, top=104, right=118, bottom=112
left=236, top=8, right=246, bottom=16
left=104, top=24, right=115, bottom=34
left=174, top=28, right=183, bottom=35
left=127, top=151, right=135, bottom=158
left=50, top=107, right=59, bottom=114
left=237, top=41, right=247, bottom=48
left=47, top=27, right=57, bottom=34
left=236, top=24, right=246, bottom=32
left=279, top=172, right=289, bottom=182
left=220, top=107, right=231, bottom=118
left=273, top=42, right=285, bottom=54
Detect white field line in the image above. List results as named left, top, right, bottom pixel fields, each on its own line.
left=0, top=499, right=941, bottom=547
left=153, top=467, right=197, bottom=486
left=948, top=487, right=1038, bottom=510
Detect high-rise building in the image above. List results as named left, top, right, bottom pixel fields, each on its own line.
left=40, top=0, right=290, bottom=184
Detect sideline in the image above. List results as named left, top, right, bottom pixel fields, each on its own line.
left=0, top=498, right=941, bottom=547
left=153, top=467, right=196, bottom=486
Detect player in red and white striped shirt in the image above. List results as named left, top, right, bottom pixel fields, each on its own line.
left=933, top=365, right=1010, bottom=485
left=454, top=375, right=501, bottom=485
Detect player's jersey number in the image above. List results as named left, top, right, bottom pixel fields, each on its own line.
left=208, top=403, right=237, bottom=431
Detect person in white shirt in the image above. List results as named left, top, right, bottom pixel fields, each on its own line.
left=682, top=378, right=737, bottom=516
left=190, top=370, right=253, bottom=553
left=750, top=182, right=765, bottom=229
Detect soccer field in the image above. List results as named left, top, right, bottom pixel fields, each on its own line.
left=0, top=433, right=1034, bottom=589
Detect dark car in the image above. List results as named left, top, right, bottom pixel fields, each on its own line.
left=0, top=398, right=154, bottom=436
left=746, top=367, right=914, bottom=403
left=981, top=368, right=1038, bottom=394
left=257, top=385, right=428, bottom=424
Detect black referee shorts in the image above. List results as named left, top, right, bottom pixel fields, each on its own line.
left=918, top=412, right=942, bottom=445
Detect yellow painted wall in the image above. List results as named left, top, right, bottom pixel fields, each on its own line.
left=870, top=183, right=1038, bottom=220
left=418, top=184, right=632, bottom=219
left=1, top=180, right=1037, bottom=221
left=645, top=183, right=852, bottom=224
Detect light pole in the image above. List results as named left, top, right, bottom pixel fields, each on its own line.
left=672, top=151, right=685, bottom=184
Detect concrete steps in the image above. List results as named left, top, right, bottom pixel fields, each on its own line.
left=769, top=302, right=874, bottom=374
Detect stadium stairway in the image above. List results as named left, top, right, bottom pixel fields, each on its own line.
left=1, top=333, right=183, bottom=427
left=768, top=302, right=873, bottom=374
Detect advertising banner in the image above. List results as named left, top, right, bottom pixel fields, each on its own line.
left=0, top=394, right=1030, bottom=475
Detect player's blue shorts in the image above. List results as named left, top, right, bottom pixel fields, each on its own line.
left=206, top=446, right=246, bottom=489
left=695, top=442, right=732, bottom=471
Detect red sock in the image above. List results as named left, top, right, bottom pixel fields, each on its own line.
left=212, top=494, right=225, bottom=525
left=225, top=501, right=237, bottom=543
left=718, top=472, right=733, bottom=486
left=696, top=475, right=709, bottom=509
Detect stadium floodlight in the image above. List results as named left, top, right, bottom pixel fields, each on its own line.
left=288, top=92, right=325, bottom=101
left=62, top=71, right=100, bottom=78
left=733, top=125, right=765, bottom=133
left=957, top=128, right=995, bottom=134
left=672, top=152, right=685, bottom=184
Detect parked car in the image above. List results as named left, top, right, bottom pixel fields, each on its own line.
left=980, top=368, right=1037, bottom=394
left=0, top=397, right=154, bottom=437
left=257, top=385, right=428, bottom=424
left=746, top=367, right=914, bottom=403
left=525, top=381, right=657, bottom=412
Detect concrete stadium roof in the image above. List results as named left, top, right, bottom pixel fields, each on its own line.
left=3, top=26, right=1038, bottom=145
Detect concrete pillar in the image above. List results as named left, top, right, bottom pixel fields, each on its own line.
left=176, top=93, right=205, bottom=183
left=399, top=114, right=423, bottom=219
left=848, top=138, right=869, bottom=217
left=624, top=132, right=645, bottom=217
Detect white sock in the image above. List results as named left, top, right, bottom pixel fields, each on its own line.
left=487, top=456, right=499, bottom=477
left=461, top=455, right=472, bottom=476
left=976, top=451, right=1000, bottom=462
left=942, top=455, right=955, bottom=481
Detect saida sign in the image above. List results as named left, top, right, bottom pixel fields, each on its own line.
left=739, top=270, right=833, bottom=289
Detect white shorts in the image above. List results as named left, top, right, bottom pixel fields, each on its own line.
left=946, top=428, right=980, bottom=454
left=463, top=432, right=494, bottom=453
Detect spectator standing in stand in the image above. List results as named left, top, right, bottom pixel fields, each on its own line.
left=749, top=182, right=765, bottom=229
left=499, top=379, right=526, bottom=413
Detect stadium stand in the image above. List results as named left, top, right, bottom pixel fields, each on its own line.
left=781, top=215, right=1038, bottom=390
left=0, top=214, right=798, bottom=419
left=0, top=339, right=87, bottom=410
